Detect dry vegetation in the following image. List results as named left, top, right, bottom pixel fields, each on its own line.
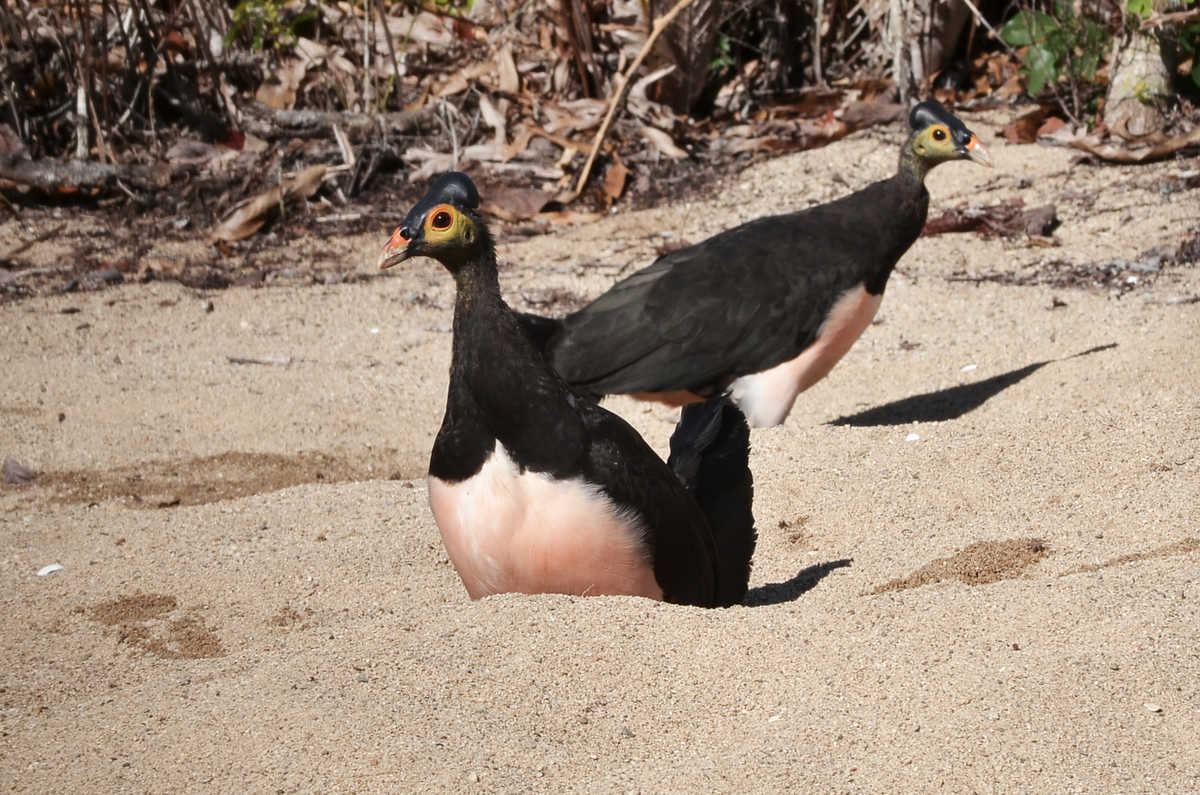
left=1, top=0, right=1198, bottom=300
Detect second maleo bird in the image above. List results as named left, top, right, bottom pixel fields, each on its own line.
left=379, top=173, right=757, bottom=608
left=521, top=100, right=993, bottom=427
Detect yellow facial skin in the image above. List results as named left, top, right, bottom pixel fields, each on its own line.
left=911, top=123, right=993, bottom=167
left=912, top=123, right=958, bottom=162
left=377, top=202, right=478, bottom=270
left=422, top=203, right=477, bottom=250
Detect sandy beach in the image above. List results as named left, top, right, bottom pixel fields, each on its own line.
left=2, top=116, right=1198, bottom=791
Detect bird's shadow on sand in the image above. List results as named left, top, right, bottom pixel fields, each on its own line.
left=828, top=343, right=1117, bottom=427
left=744, top=559, right=853, bottom=606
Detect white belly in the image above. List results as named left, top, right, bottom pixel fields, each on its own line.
left=729, top=285, right=883, bottom=427
left=427, top=444, right=663, bottom=601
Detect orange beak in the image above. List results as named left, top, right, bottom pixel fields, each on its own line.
left=377, top=227, right=411, bottom=270
left=964, top=134, right=993, bottom=167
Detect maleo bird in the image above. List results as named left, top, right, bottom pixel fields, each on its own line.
left=519, top=100, right=993, bottom=428
left=378, top=172, right=756, bottom=608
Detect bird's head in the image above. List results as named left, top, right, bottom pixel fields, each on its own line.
left=378, top=171, right=485, bottom=272
left=907, top=100, right=992, bottom=170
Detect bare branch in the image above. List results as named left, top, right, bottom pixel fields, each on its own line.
left=568, top=0, right=700, bottom=202
left=0, top=155, right=170, bottom=191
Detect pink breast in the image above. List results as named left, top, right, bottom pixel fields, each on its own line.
left=427, top=445, right=664, bottom=601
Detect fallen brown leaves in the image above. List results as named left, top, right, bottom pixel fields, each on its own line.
left=207, top=164, right=331, bottom=243
left=923, top=198, right=1059, bottom=241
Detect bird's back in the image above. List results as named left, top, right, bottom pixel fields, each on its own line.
left=546, top=174, right=928, bottom=398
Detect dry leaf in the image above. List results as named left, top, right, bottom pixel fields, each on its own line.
left=255, top=57, right=309, bottom=110
left=603, top=156, right=628, bottom=204
left=543, top=99, right=606, bottom=134
left=497, top=44, right=520, bottom=94
left=482, top=187, right=555, bottom=222
left=840, top=100, right=904, bottom=128
left=1001, top=106, right=1054, bottom=144
left=288, top=164, right=328, bottom=199
left=207, top=165, right=328, bottom=244
left=1037, top=117, right=1066, bottom=138
left=1069, top=126, right=1200, bottom=163
left=556, top=146, right=578, bottom=170
left=478, top=95, right=507, bottom=148
left=436, top=62, right=491, bottom=97
left=923, top=199, right=1059, bottom=239
left=295, top=37, right=328, bottom=63
left=641, top=125, right=688, bottom=159
left=403, top=147, right=458, bottom=181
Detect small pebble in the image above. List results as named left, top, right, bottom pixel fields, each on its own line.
left=1144, top=703, right=1162, bottom=713
left=3, top=457, right=36, bottom=485
left=905, top=433, right=920, bottom=442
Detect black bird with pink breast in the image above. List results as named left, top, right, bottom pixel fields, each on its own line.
left=520, top=100, right=993, bottom=427
left=379, top=172, right=756, bottom=608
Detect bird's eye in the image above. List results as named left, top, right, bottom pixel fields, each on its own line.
left=932, top=127, right=948, bottom=141
left=431, top=208, right=453, bottom=231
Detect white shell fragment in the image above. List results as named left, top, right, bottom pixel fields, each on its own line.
left=905, top=433, right=920, bottom=442
left=961, top=363, right=978, bottom=372
left=36, top=563, right=64, bottom=577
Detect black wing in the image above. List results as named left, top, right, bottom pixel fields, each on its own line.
left=548, top=201, right=886, bottom=397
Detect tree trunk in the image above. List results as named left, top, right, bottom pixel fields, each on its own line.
left=1105, top=27, right=1173, bottom=140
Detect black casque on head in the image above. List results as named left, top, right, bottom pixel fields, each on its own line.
left=909, top=100, right=973, bottom=149
left=401, top=171, right=481, bottom=238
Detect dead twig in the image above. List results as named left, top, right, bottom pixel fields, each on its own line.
left=225, top=355, right=297, bottom=366
left=237, top=101, right=436, bottom=141
left=0, top=155, right=171, bottom=191
left=1140, top=9, right=1200, bottom=30
left=568, top=0, right=700, bottom=202
left=1068, top=126, right=1200, bottom=163
left=373, top=0, right=404, bottom=104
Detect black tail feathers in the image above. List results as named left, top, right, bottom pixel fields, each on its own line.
left=668, top=397, right=757, bottom=607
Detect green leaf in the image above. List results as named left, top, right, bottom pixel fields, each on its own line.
left=1076, top=50, right=1100, bottom=82
left=1126, top=0, right=1154, bottom=19
left=1023, top=45, right=1058, bottom=95
left=1000, top=11, right=1060, bottom=47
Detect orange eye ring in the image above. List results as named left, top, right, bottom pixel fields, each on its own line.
left=429, top=204, right=454, bottom=231
left=931, top=126, right=948, bottom=142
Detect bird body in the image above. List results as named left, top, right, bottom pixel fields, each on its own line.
left=728, top=284, right=883, bottom=427
left=380, top=173, right=756, bottom=608
left=429, top=442, right=664, bottom=601
left=524, top=100, right=991, bottom=427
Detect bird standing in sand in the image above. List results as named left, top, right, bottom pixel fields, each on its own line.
left=379, top=172, right=757, bottom=608
left=521, top=100, right=993, bottom=427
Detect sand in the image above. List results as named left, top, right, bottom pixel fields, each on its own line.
left=2, top=117, right=1199, bottom=791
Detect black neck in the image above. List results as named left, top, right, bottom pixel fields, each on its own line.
left=431, top=230, right=586, bottom=481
